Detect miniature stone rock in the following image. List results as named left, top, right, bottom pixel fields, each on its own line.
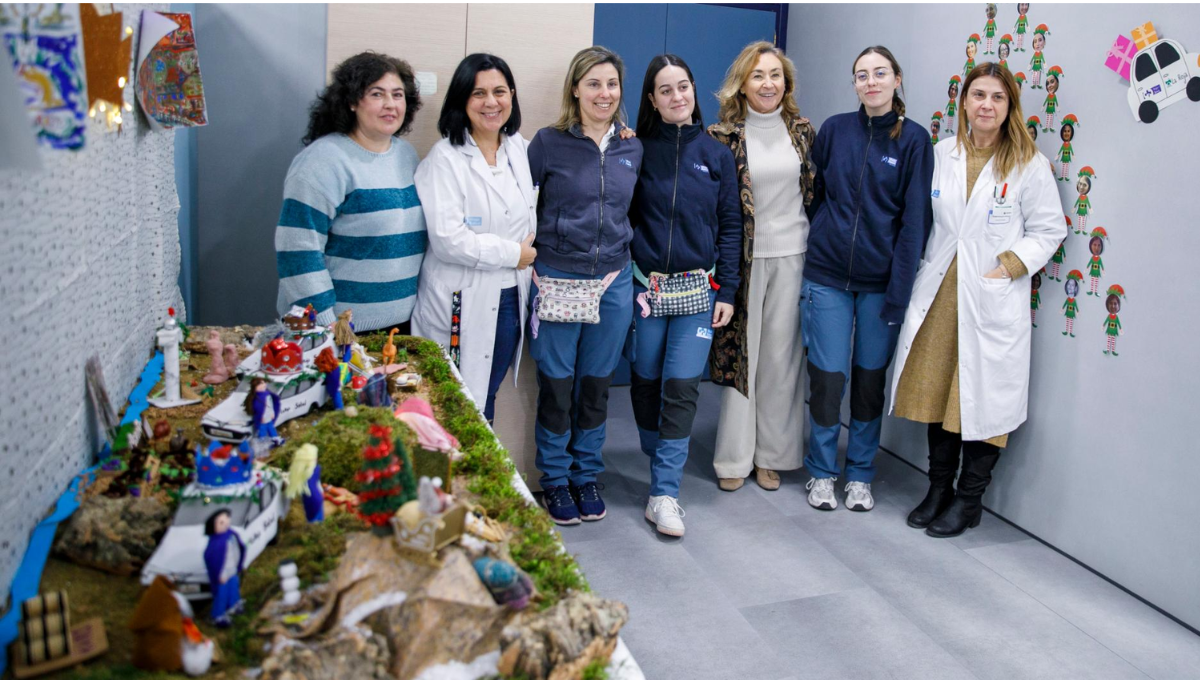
left=259, top=625, right=390, bottom=680
left=54, top=494, right=171, bottom=575
left=497, top=592, right=629, bottom=680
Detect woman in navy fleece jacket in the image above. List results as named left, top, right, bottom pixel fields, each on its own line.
left=628, top=55, right=742, bottom=537
left=800, top=46, right=934, bottom=513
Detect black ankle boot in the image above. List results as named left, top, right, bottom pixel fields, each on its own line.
left=907, top=483, right=956, bottom=528
left=925, top=494, right=982, bottom=538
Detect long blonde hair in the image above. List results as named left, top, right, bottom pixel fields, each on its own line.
left=716, top=41, right=801, bottom=126
left=287, top=444, right=319, bottom=499
left=553, top=46, right=627, bottom=132
left=955, top=62, right=1037, bottom=181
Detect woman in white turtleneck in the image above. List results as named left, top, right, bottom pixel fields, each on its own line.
left=708, top=41, right=816, bottom=493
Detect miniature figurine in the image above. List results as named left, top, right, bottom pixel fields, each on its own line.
left=202, top=330, right=231, bottom=384
left=358, top=372, right=392, bottom=408
left=945, top=76, right=960, bottom=135
left=1028, top=24, right=1049, bottom=89
left=278, top=560, right=301, bottom=607
left=287, top=443, right=324, bottom=523
left=396, top=397, right=461, bottom=456
left=1031, top=271, right=1042, bottom=327
left=1103, top=285, right=1125, bottom=356
left=244, top=377, right=284, bottom=447
left=315, top=347, right=344, bottom=411
left=306, top=303, right=317, bottom=326
left=1014, top=3, right=1030, bottom=51
left=930, top=111, right=942, bottom=145
left=150, top=308, right=200, bottom=409
left=1056, top=114, right=1078, bottom=180
left=1086, top=228, right=1108, bottom=296
left=963, top=34, right=980, bottom=80
left=203, top=509, right=245, bottom=627
left=1074, top=167, right=1095, bottom=234
left=169, top=427, right=189, bottom=456
left=1062, top=271, right=1083, bottom=337
left=417, top=476, right=452, bottom=516
left=1041, top=65, right=1062, bottom=131
left=982, top=4, right=997, bottom=54
left=382, top=327, right=401, bottom=367
left=334, top=309, right=357, bottom=363
left=129, top=575, right=212, bottom=676
left=1025, top=115, right=1039, bottom=141
left=222, top=344, right=239, bottom=375
left=473, top=556, right=534, bottom=610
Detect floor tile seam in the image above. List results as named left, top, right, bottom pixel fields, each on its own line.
left=958, top=544, right=1157, bottom=680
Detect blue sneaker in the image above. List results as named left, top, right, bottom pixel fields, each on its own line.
left=540, top=485, right=581, bottom=525
left=570, top=482, right=607, bottom=521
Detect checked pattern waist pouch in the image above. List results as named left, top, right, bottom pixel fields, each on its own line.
left=645, top=268, right=712, bottom=317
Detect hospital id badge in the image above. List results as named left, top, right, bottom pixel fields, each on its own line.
left=989, top=202, right=1014, bottom=225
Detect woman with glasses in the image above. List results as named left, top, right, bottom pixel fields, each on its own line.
left=709, top=41, right=815, bottom=493
left=628, top=55, right=742, bottom=536
left=801, top=46, right=934, bottom=512
left=891, top=63, right=1065, bottom=537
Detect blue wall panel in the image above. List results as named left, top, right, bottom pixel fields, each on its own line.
left=593, top=4, right=668, bottom=128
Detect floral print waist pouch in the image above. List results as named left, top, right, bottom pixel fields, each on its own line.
left=530, top=268, right=620, bottom=338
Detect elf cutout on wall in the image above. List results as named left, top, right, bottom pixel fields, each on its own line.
left=1056, top=114, right=1079, bottom=181
left=1047, top=232, right=1066, bottom=282
left=1062, top=270, right=1083, bottom=338
left=1073, top=167, right=1095, bottom=235
left=1029, top=24, right=1050, bottom=88
left=945, top=76, right=961, bottom=134
left=1085, top=227, right=1108, bottom=297
left=1013, top=3, right=1030, bottom=52
left=982, top=4, right=998, bottom=54
left=998, top=34, right=1013, bottom=70
left=963, top=34, right=981, bottom=80
left=1103, top=285, right=1125, bottom=356
left=1031, top=270, right=1043, bottom=328
left=1025, top=115, right=1039, bottom=142
left=930, top=112, right=942, bottom=144
left=1041, top=66, right=1063, bottom=131
left=1015, top=71, right=1027, bottom=92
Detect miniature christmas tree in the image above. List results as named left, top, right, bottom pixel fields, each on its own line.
left=356, top=424, right=418, bottom=532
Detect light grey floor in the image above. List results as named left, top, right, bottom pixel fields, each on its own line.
left=554, top=383, right=1200, bottom=680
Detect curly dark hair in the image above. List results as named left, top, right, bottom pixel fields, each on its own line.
left=302, top=51, right=422, bottom=145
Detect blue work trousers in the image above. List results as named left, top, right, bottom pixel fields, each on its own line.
left=484, top=286, right=522, bottom=422
left=529, top=262, right=634, bottom=488
left=629, top=286, right=716, bottom=497
left=801, top=280, right=900, bottom=483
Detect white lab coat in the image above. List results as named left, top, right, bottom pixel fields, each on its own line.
left=411, top=133, right=536, bottom=407
left=890, top=139, right=1067, bottom=440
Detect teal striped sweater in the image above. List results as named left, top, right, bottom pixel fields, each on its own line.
left=275, top=133, right=427, bottom=331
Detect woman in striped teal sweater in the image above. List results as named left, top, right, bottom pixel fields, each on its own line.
left=275, top=52, right=428, bottom=332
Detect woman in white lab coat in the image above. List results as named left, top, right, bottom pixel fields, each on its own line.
left=889, top=63, right=1066, bottom=538
left=411, top=53, right=537, bottom=422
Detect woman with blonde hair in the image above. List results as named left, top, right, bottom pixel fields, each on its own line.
left=891, top=63, right=1066, bottom=537
left=708, top=41, right=815, bottom=493
left=526, top=46, right=643, bottom=525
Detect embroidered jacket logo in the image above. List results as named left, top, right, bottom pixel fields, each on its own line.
left=881, top=156, right=898, bottom=167
left=619, top=158, right=634, bottom=169
left=694, top=163, right=709, bottom=174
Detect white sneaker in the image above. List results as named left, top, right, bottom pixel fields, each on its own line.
left=845, top=481, right=874, bottom=512
left=806, top=477, right=838, bottom=510
left=645, top=495, right=686, bottom=537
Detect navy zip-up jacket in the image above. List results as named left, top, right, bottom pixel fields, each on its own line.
left=630, top=123, right=743, bottom=305
left=528, top=123, right=643, bottom=276
left=804, top=106, right=934, bottom=323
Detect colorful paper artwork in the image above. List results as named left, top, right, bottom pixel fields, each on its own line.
left=1131, top=21, right=1157, bottom=51
left=1028, top=24, right=1049, bottom=89
left=963, top=34, right=980, bottom=80
left=1062, top=270, right=1083, bottom=338
left=945, top=75, right=960, bottom=135
left=1105, top=34, right=1135, bottom=81
left=80, top=3, right=132, bottom=131
left=982, top=4, right=998, bottom=55
left=1103, top=285, right=1125, bottom=356
left=0, top=3, right=87, bottom=150
left=1013, top=3, right=1030, bottom=52
left=1085, top=227, right=1108, bottom=297
left=1124, top=27, right=1200, bottom=124
left=1047, top=232, right=1066, bottom=282
left=136, top=10, right=206, bottom=130
left=1041, top=65, right=1063, bottom=131
left=1056, top=114, right=1078, bottom=181
left=1073, top=167, right=1095, bottom=234
left=1030, top=270, right=1042, bottom=328
left=930, top=112, right=942, bottom=145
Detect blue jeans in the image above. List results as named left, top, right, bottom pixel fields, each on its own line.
left=484, top=286, right=522, bottom=422
left=529, top=261, right=634, bottom=488
left=801, top=280, right=900, bottom=483
left=629, top=286, right=716, bottom=497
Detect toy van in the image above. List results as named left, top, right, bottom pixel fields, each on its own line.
left=1128, top=37, right=1200, bottom=122
left=200, top=370, right=327, bottom=443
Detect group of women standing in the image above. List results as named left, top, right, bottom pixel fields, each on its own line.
left=275, top=39, right=1066, bottom=540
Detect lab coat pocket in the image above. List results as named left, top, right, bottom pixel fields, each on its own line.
left=977, top=276, right=1020, bottom=327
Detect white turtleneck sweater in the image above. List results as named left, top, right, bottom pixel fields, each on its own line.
left=744, top=106, right=808, bottom=258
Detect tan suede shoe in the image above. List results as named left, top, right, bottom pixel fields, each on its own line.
left=718, top=477, right=745, bottom=492
left=755, top=467, right=781, bottom=491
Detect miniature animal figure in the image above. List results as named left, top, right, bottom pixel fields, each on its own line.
left=382, top=328, right=399, bottom=367
left=130, top=576, right=212, bottom=675
left=203, top=509, right=245, bottom=627
left=286, top=444, right=324, bottom=523
left=473, top=556, right=534, bottom=610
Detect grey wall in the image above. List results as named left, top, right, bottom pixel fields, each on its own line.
left=192, top=3, right=327, bottom=325
left=790, top=4, right=1200, bottom=631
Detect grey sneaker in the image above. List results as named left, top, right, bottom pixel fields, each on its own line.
left=806, top=477, right=838, bottom=510
left=845, top=481, right=874, bottom=512
left=645, top=495, right=686, bottom=537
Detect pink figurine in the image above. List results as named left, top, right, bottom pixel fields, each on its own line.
left=395, top=397, right=461, bottom=457
left=223, top=344, right=239, bottom=376
left=203, top=331, right=231, bottom=384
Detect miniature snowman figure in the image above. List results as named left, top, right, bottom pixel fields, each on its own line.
left=286, top=444, right=324, bottom=523
left=278, top=560, right=301, bottom=607
left=1086, top=228, right=1108, bottom=296
left=1056, top=115, right=1078, bottom=180
left=1074, top=167, right=1095, bottom=234
left=1062, top=271, right=1082, bottom=337
left=1031, top=271, right=1042, bottom=327
left=1041, top=66, right=1062, bottom=131
left=149, top=308, right=200, bottom=409
left=1014, top=3, right=1030, bottom=51
left=203, top=509, right=245, bottom=627
left=982, top=4, right=998, bottom=54
left=1103, top=285, right=1125, bottom=356
left=963, top=35, right=980, bottom=80
left=945, top=76, right=960, bottom=135
left=930, top=112, right=942, bottom=145
left=1028, top=24, right=1049, bottom=88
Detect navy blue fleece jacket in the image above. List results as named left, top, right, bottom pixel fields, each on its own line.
left=804, top=106, right=934, bottom=323
left=629, top=123, right=743, bottom=305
